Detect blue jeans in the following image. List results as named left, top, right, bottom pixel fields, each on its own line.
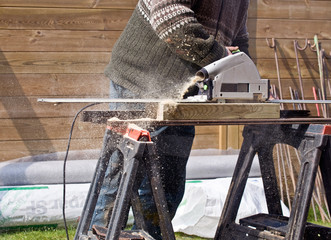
left=91, top=81, right=195, bottom=239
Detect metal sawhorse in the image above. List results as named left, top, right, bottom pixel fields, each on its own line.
left=76, top=108, right=331, bottom=240
left=74, top=126, right=175, bottom=240
left=215, top=123, right=331, bottom=239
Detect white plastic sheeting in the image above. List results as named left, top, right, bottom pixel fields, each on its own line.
left=0, top=149, right=260, bottom=186
left=172, top=178, right=290, bottom=238
left=0, top=160, right=96, bottom=186
left=0, top=179, right=289, bottom=238
left=0, top=184, right=88, bottom=228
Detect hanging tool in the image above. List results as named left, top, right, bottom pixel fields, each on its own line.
left=266, top=38, right=284, bottom=109
left=314, top=35, right=329, bottom=117
left=294, top=39, right=308, bottom=110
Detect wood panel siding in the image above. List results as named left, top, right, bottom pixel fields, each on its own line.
left=0, top=8, right=132, bottom=30
left=250, top=0, right=331, bottom=20
left=0, top=74, right=110, bottom=97
left=0, top=30, right=121, bottom=52
left=0, top=0, right=330, bottom=161
left=0, top=53, right=324, bottom=77
left=0, top=0, right=138, bottom=9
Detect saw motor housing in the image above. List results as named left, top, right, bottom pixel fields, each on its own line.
left=196, top=52, right=269, bottom=101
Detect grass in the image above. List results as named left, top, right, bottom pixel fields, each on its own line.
left=2, top=219, right=330, bottom=240
left=1, top=206, right=330, bottom=240
left=0, top=225, right=76, bottom=240
left=307, top=205, right=331, bottom=228
left=0, top=225, right=210, bottom=240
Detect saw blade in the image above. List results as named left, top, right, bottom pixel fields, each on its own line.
left=37, top=98, right=175, bottom=103
left=267, top=99, right=331, bottom=104
left=38, top=98, right=331, bottom=104
left=37, top=97, right=213, bottom=103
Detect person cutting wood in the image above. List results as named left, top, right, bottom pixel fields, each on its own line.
left=91, top=0, right=250, bottom=239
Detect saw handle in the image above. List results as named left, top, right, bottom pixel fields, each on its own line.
left=204, top=78, right=213, bottom=101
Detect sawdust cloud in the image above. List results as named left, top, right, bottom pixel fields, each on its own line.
left=106, top=73, right=204, bottom=130
left=179, top=75, right=204, bottom=99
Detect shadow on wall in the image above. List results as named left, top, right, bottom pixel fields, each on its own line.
left=0, top=49, right=57, bottom=180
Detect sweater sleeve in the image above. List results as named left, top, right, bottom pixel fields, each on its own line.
left=232, top=10, right=250, bottom=57
left=145, top=0, right=228, bottom=67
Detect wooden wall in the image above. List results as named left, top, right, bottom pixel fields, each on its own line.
left=1, top=0, right=330, bottom=161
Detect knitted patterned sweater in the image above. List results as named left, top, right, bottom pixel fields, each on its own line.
left=104, top=0, right=250, bottom=99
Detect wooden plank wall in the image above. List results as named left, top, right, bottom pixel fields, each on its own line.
left=0, top=0, right=330, bottom=161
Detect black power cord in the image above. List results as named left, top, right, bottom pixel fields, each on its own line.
left=62, top=102, right=101, bottom=240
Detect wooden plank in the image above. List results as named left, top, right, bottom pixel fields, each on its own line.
left=0, top=73, right=109, bottom=97
left=249, top=38, right=331, bottom=60
left=0, top=82, right=323, bottom=120
left=219, top=126, right=228, bottom=150
left=0, top=52, right=110, bottom=74
left=0, top=120, right=214, bottom=160
left=1, top=30, right=330, bottom=60
left=249, top=0, right=331, bottom=20
left=0, top=74, right=326, bottom=102
left=0, top=7, right=132, bottom=30
left=2, top=30, right=331, bottom=58
left=0, top=123, right=216, bottom=161
left=0, top=0, right=138, bottom=9
left=194, top=126, right=220, bottom=149
left=1, top=7, right=330, bottom=39
left=195, top=126, right=220, bottom=135
left=256, top=58, right=322, bottom=80
left=192, top=134, right=219, bottom=150
left=248, top=19, right=331, bottom=39
left=82, top=110, right=161, bottom=124
left=6, top=96, right=324, bottom=120
left=0, top=133, right=218, bottom=162
left=267, top=78, right=328, bottom=101
left=0, top=0, right=329, bottom=159
left=0, top=135, right=217, bottom=162
left=160, top=103, right=280, bottom=120
left=0, top=117, right=105, bottom=141
left=1, top=0, right=329, bottom=16
left=0, top=138, right=103, bottom=162
left=227, top=125, right=240, bottom=149
left=7, top=97, right=319, bottom=120
left=2, top=52, right=328, bottom=79
left=0, top=30, right=121, bottom=52
left=239, top=125, right=244, bottom=147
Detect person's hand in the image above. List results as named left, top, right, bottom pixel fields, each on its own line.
left=226, top=46, right=239, bottom=55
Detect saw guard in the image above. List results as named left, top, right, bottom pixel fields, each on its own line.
left=196, top=52, right=269, bottom=101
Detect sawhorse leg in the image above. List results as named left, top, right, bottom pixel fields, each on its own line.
left=215, top=124, right=331, bottom=240
left=75, top=127, right=175, bottom=240
left=75, top=129, right=121, bottom=240
left=214, top=124, right=283, bottom=240
left=319, top=137, right=331, bottom=210
left=286, top=125, right=331, bottom=239
left=105, top=134, right=175, bottom=240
